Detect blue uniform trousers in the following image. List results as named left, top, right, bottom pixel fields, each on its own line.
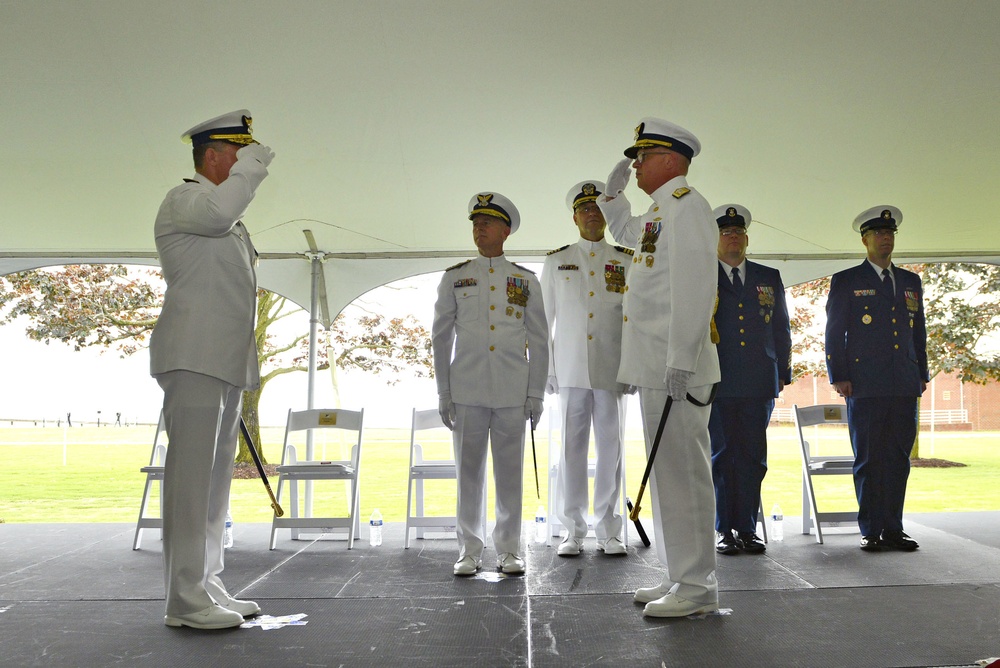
left=846, top=396, right=918, bottom=536
left=709, top=397, right=773, bottom=533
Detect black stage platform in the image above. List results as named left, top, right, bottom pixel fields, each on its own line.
left=2, top=514, right=999, bottom=667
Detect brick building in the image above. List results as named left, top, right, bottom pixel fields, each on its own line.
left=773, top=371, right=1000, bottom=431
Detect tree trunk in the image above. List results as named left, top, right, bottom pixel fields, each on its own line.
left=237, top=386, right=266, bottom=464
left=911, top=402, right=921, bottom=460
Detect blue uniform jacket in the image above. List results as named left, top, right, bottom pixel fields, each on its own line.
left=825, top=261, right=929, bottom=397
left=715, top=260, right=792, bottom=398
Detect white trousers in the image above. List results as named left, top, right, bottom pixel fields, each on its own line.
left=452, top=404, right=525, bottom=558
left=555, top=387, right=626, bottom=540
left=638, top=386, right=718, bottom=605
left=156, top=370, right=242, bottom=616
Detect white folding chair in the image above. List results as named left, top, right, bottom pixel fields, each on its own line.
left=794, top=403, right=858, bottom=543
left=404, top=408, right=458, bottom=547
left=269, top=408, right=364, bottom=550
left=133, top=411, right=167, bottom=550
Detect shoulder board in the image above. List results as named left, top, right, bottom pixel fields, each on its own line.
left=511, top=262, right=536, bottom=275
left=672, top=187, right=691, bottom=199
left=444, top=259, right=472, bottom=272
left=546, top=244, right=570, bottom=256
left=183, top=178, right=198, bottom=183
left=614, top=245, right=635, bottom=256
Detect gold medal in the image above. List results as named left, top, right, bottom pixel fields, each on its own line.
left=862, top=314, right=872, bottom=324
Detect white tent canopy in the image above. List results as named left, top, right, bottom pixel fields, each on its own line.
left=2, top=1, right=999, bottom=322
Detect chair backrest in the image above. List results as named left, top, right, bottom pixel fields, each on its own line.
left=281, top=408, right=364, bottom=467
left=409, top=408, right=452, bottom=467
left=793, top=403, right=851, bottom=461
left=149, top=410, right=168, bottom=466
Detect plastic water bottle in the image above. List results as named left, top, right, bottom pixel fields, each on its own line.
left=369, top=509, right=383, bottom=547
left=534, top=505, right=547, bottom=544
left=223, top=509, right=234, bottom=549
left=770, top=503, right=784, bottom=542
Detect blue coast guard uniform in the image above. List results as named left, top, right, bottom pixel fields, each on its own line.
left=709, top=205, right=791, bottom=541
left=825, top=206, right=928, bottom=541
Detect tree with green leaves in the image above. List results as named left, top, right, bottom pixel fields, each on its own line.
left=0, top=264, right=434, bottom=463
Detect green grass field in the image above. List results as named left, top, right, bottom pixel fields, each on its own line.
left=1, top=424, right=997, bottom=525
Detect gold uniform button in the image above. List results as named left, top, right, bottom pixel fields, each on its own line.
left=490, top=325, right=495, bottom=330
left=490, top=345, right=495, bottom=351
left=589, top=291, right=594, bottom=297
left=588, top=335, right=593, bottom=340
left=740, top=329, right=745, bottom=334
left=490, top=285, right=495, bottom=291
left=740, top=341, right=746, bottom=347
left=588, top=313, right=594, bottom=318
left=623, top=316, right=628, bottom=322
left=894, top=344, right=899, bottom=349
left=893, top=331, right=898, bottom=336
left=490, top=305, right=495, bottom=311
left=590, top=252, right=595, bottom=257
left=590, top=270, right=595, bottom=276
left=892, top=318, right=896, bottom=323
left=489, top=268, right=494, bottom=273
left=653, top=207, right=659, bottom=212
left=738, top=303, right=743, bottom=308
left=625, top=285, right=629, bottom=292
left=739, top=315, right=744, bottom=321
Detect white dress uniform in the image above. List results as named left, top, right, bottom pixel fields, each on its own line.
left=541, top=238, right=631, bottom=542
left=432, top=254, right=548, bottom=559
left=599, top=173, right=720, bottom=606
left=150, top=111, right=269, bottom=619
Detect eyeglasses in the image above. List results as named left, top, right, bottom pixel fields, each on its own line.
left=719, top=228, right=746, bottom=238
left=634, top=150, right=673, bottom=164
left=866, top=229, right=896, bottom=238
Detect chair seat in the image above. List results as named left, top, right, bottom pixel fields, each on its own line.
left=277, top=463, right=354, bottom=476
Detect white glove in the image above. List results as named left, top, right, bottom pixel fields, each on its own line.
left=664, top=367, right=693, bottom=401
left=524, top=397, right=544, bottom=429
left=237, top=143, right=275, bottom=168
left=624, top=384, right=638, bottom=396
left=545, top=375, right=559, bottom=395
left=438, top=394, right=456, bottom=431
left=604, top=158, right=632, bottom=198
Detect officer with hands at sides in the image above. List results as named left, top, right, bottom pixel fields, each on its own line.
left=709, top=204, right=791, bottom=556
left=825, top=206, right=928, bottom=552
left=432, top=192, right=549, bottom=576
left=542, top=180, right=633, bottom=558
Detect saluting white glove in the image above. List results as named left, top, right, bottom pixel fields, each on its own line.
left=604, top=158, right=633, bottom=198
left=237, top=143, right=275, bottom=168
left=438, top=394, right=457, bottom=431
left=664, top=367, right=693, bottom=401
left=524, top=397, right=544, bottom=429
left=545, top=375, right=559, bottom=395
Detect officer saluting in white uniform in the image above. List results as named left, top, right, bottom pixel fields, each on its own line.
left=542, top=181, right=633, bottom=557
left=598, top=117, right=721, bottom=618
left=151, top=110, right=274, bottom=629
left=432, top=192, right=549, bottom=576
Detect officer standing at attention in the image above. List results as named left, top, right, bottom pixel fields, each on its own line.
left=598, top=118, right=720, bottom=618
left=825, top=206, right=928, bottom=552
left=150, top=110, right=274, bottom=629
left=710, top=204, right=792, bottom=556
left=542, top=181, right=633, bottom=557
left=432, top=192, right=549, bottom=576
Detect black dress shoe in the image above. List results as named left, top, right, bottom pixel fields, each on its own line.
left=716, top=531, right=740, bottom=556
left=859, top=535, right=883, bottom=552
left=737, top=531, right=766, bottom=554
left=881, top=529, right=919, bottom=551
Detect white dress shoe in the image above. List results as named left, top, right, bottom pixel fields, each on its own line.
left=453, top=555, right=482, bottom=576
left=164, top=603, right=245, bottom=629
left=497, top=552, right=525, bottom=574
left=597, top=537, right=626, bottom=555
left=557, top=537, right=583, bottom=556
left=216, top=594, right=261, bottom=617
left=643, top=593, right=719, bottom=618
left=633, top=582, right=673, bottom=604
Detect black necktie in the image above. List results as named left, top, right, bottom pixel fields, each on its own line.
left=732, top=267, right=743, bottom=292
left=882, top=268, right=893, bottom=295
